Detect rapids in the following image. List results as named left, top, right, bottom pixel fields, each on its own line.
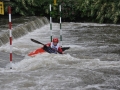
left=0, top=16, right=120, bottom=90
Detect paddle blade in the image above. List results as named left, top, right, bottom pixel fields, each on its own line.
left=61, top=47, right=70, bottom=51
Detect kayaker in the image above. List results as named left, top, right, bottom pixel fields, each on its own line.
left=44, top=38, right=63, bottom=54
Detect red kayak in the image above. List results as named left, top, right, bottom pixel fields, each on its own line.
left=28, top=46, right=70, bottom=57
left=28, top=47, right=45, bottom=57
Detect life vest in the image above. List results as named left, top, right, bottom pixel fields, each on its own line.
left=50, top=42, right=59, bottom=53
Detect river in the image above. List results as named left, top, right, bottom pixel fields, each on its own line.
left=0, top=16, right=120, bottom=90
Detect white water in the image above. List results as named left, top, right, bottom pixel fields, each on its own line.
left=0, top=23, right=120, bottom=90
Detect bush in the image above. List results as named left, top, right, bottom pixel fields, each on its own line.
left=4, top=0, right=120, bottom=23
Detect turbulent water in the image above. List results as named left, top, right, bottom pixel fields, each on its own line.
left=0, top=17, right=120, bottom=90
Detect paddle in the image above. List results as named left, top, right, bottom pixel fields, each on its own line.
left=61, top=47, right=70, bottom=51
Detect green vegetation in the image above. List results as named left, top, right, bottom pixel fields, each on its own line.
left=4, top=0, right=120, bottom=23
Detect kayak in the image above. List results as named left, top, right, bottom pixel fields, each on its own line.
left=28, top=46, right=70, bottom=57
left=28, top=47, right=45, bottom=57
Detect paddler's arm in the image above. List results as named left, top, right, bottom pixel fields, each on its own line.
left=58, top=47, right=63, bottom=54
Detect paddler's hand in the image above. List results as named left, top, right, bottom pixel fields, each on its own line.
left=43, top=45, right=50, bottom=48
left=44, top=44, right=49, bottom=47
left=43, top=45, right=47, bottom=48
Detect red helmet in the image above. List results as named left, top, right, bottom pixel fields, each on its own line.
left=53, top=38, right=59, bottom=43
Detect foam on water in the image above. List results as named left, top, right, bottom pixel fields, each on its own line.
left=1, top=53, right=119, bottom=90
left=1, top=52, right=119, bottom=73
left=3, top=53, right=78, bottom=72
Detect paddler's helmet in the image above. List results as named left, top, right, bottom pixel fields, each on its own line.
left=53, top=38, right=59, bottom=43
